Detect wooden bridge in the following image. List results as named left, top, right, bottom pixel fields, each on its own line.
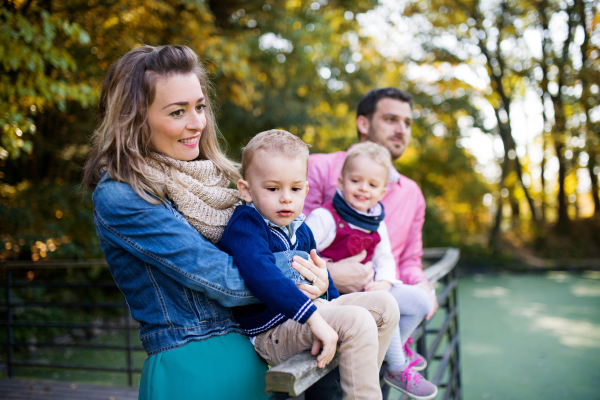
left=0, top=378, right=138, bottom=400
left=1, top=247, right=461, bottom=400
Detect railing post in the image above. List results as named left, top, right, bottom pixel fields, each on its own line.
left=123, top=300, right=133, bottom=386
left=417, top=318, right=427, bottom=380
left=444, top=271, right=453, bottom=397
left=5, top=269, right=13, bottom=378
left=451, top=267, right=462, bottom=399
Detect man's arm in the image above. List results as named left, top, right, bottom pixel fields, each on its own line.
left=395, top=189, right=438, bottom=319
left=395, top=191, right=426, bottom=285
left=326, top=252, right=374, bottom=294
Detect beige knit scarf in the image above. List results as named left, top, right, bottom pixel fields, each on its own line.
left=142, top=154, right=241, bottom=244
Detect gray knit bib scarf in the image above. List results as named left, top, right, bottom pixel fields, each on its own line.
left=142, top=154, right=241, bottom=244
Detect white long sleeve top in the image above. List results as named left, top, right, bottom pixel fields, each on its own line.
left=305, top=206, right=403, bottom=287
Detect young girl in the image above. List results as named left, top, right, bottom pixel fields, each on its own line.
left=305, top=142, right=438, bottom=400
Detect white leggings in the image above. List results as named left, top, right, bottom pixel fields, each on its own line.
left=385, top=284, right=431, bottom=369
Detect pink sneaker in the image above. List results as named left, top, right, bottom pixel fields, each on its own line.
left=384, top=360, right=438, bottom=400
left=404, top=337, right=427, bottom=371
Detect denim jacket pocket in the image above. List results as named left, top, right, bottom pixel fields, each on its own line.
left=273, top=250, right=312, bottom=285
left=182, top=286, right=208, bottom=324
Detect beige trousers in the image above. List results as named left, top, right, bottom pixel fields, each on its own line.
left=253, top=291, right=400, bottom=400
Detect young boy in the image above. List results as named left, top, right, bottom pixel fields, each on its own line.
left=305, top=142, right=437, bottom=400
left=218, top=130, right=400, bottom=400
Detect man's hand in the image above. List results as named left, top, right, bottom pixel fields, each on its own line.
left=364, top=280, right=392, bottom=292
left=306, top=312, right=338, bottom=368
left=414, top=281, right=438, bottom=320
left=327, top=250, right=374, bottom=293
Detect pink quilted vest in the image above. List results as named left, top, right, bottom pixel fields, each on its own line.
left=319, top=202, right=381, bottom=264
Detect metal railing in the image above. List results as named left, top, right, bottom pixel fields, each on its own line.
left=266, top=247, right=462, bottom=400
left=0, top=260, right=143, bottom=386
left=1, top=248, right=462, bottom=398
left=383, top=247, right=462, bottom=400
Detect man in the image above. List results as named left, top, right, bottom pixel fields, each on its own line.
left=303, top=87, right=438, bottom=320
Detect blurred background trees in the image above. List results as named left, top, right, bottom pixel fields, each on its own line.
left=1, top=0, right=598, bottom=265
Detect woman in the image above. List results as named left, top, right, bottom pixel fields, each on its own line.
left=83, top=45, right=329, bottom=399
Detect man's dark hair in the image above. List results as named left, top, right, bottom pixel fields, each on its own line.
left=356, top=88, right=413, bottom=139
left=357, top=88, right=413, bottom=119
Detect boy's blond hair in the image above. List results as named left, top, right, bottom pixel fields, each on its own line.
left=342, top=142, right=392, bottom=179
left=242, top=129, right=310, bottom=177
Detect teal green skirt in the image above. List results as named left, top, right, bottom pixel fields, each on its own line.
left=139, top=333, right=270, bottom=400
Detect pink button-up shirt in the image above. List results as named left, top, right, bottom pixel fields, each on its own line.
left=304, top=150, right=427, bottom=285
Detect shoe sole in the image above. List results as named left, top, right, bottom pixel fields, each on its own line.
left=383, top=376, right=438, bottom=400
left=412, top=359, right=427, bottom=372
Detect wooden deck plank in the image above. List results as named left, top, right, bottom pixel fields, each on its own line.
left=0, top=378, right=138, bottom=400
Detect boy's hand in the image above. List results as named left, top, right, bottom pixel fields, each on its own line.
left=306, top=312, right=338, bottom=368
left=364, top=280, right=392, bottom=292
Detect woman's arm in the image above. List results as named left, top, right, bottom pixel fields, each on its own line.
left=93, top=179, right=258, bottom=308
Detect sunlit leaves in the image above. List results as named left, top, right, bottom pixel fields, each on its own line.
left=0, top=7, right=94, bottom=159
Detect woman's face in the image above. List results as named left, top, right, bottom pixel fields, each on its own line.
left=147, top=73, right=207, bottom=161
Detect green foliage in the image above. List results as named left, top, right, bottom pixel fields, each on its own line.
left=0, top=181, right=101, bottom=261
left=377, top=0, right=600, bottom=256
left=0, top=6, right=94, bottom=160
left=0, top=0, right=496, bottom=263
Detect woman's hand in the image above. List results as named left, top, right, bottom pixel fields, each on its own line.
left=292, top=249, right=329, bottom=299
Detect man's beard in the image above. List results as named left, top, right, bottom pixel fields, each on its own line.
left=369, top=127, right=405, bottom=160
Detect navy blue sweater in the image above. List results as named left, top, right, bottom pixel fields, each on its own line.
left=219, top=205, right=338, bottom=336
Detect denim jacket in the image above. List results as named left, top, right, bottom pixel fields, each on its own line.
left=92, top=173, right=309, bottom=355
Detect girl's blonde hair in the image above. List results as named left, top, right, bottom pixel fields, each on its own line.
left=342, top=142, right=393, bottom=179
left=83, top=45, right=241, bottom=203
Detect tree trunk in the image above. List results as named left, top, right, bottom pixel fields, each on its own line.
left=537, top=0, right=576, bottom=232
left=513, top=152, right=538, bottom=222
left=510, top=191, right=520, bottom=229
left=489, top=155, right=511, bottom=252
left=587, top=148, right=600, bottom=216
left=554, top=139, right=570, bottom=231
left=489, top=196, right=504, bottom=253
left=576, top=0, right=600, bottom=216
left=540, top=133, right=547, bottom=223
left=472, top=1, right=539, bottom=225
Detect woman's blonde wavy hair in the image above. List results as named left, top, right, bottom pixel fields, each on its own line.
left=83, top=45, right=241, bottom=203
